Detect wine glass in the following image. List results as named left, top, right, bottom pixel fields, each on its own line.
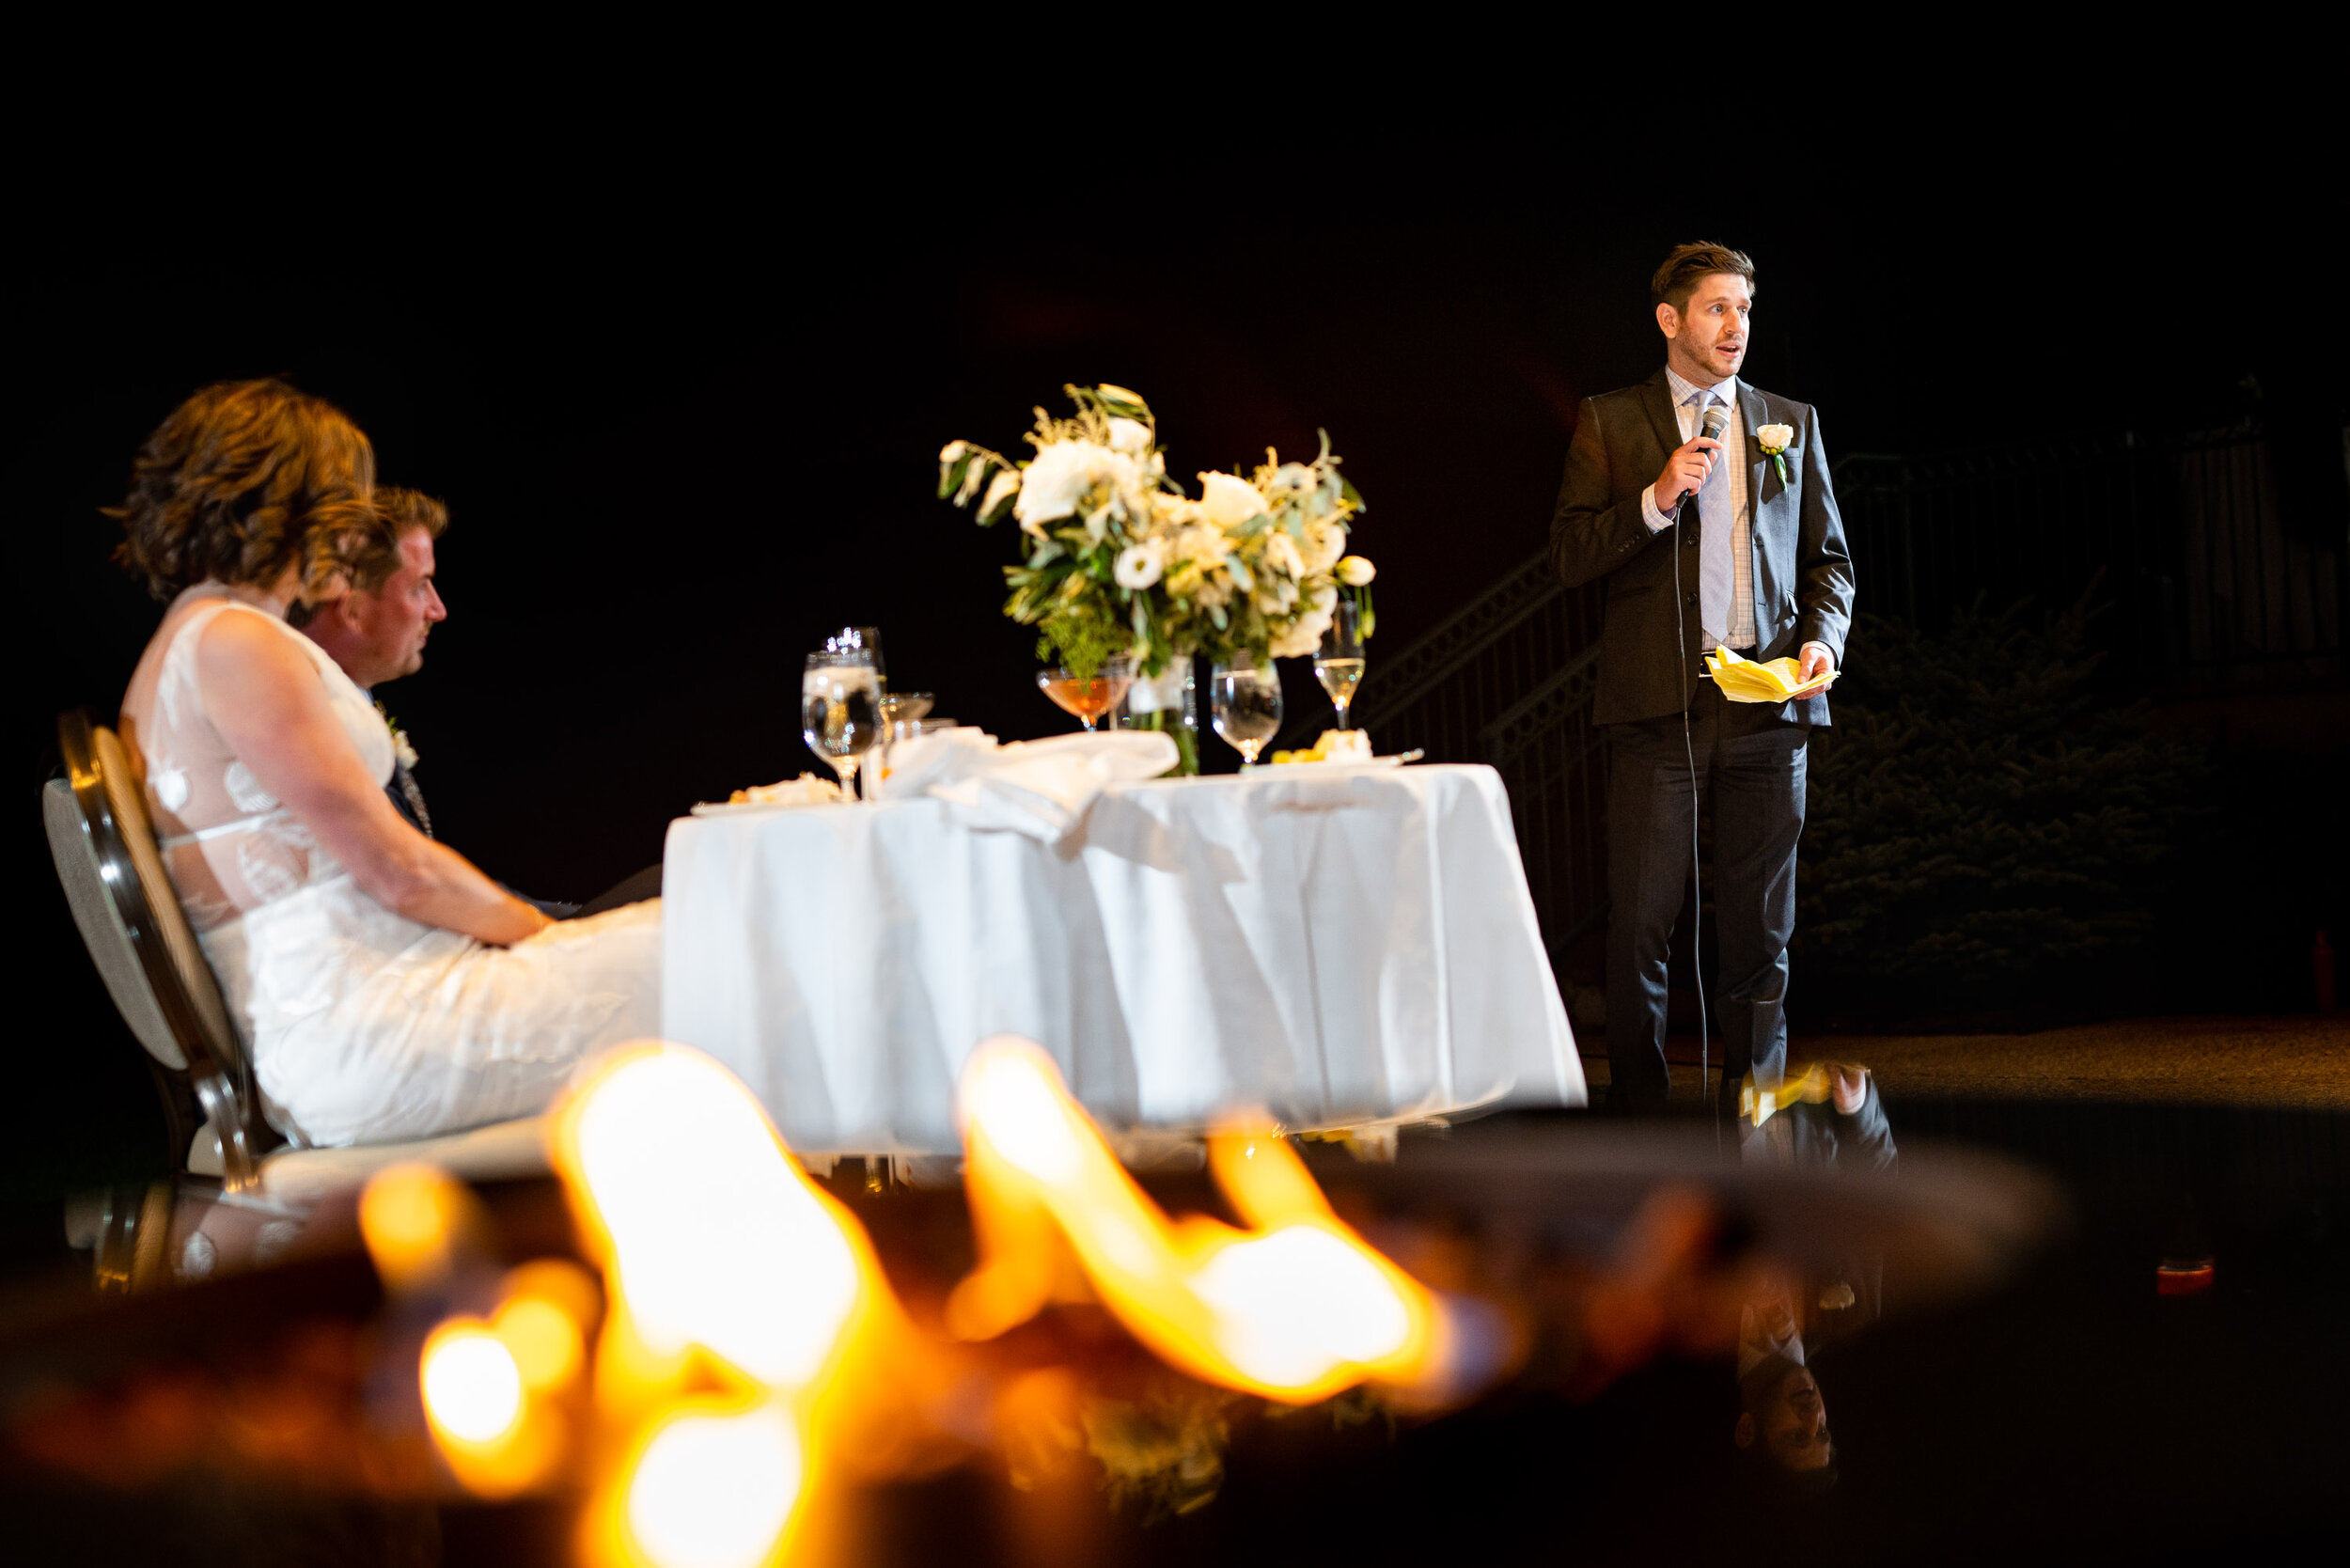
left=829, top=626, right=886, bottom=692
left=1210, top=653, right=1283, bottom=765
left=1037, top=657, right=1133, bottom=732
left=1315, top=599, right=1366, bottom=729
left=803, top=650, right=882, bottom=798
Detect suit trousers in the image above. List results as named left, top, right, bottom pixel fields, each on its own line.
left=1604, top=682, right=1810, bottom=1112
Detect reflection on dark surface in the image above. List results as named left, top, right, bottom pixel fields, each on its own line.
left=1732, top=1061, right=1896, bottom=1495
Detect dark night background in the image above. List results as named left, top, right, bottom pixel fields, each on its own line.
left=12, top=144, right=2343, bottom=1206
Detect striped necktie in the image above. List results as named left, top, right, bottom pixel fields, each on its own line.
left=1693, top=389, right=1733, bottom=647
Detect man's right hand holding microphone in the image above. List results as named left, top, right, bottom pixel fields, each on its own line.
left=1654, top=432, right=1723, bottom=513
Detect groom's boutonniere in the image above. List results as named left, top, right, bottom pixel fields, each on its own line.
left=1756, top=424, right=1795, bottom=488
left=375, top=700, right=420, bottom=772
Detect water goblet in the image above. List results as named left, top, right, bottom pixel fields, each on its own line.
left=1314, top=599, right=1366, bottom=729
left=828, top=626, right=887, bottom=692
left=803, top=650, right=882, bottom=798
left=1037, top=657, right=1133, bottom=732
left=1210, top=653, right=1283, bottom=766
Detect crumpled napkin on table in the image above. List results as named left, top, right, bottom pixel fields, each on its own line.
left=735, top=773, right=843, bottom=807
left=875, top=729, right=1176, bottom=841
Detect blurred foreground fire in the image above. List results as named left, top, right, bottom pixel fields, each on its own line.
left=950, top=1036, right=1479, bottom=1405
left=384, top=1038, right=1498, bottom=1564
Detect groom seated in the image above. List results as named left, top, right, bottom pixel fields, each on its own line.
left=298, top=489, right=657, bottom=917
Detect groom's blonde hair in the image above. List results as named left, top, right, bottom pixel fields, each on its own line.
left=1652, top=243, right=1756, bottom=312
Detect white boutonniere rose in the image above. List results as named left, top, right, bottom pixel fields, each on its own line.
left=1755, top=423, right=1796, bottom=488
left=375, top=701, right=419, bottom=771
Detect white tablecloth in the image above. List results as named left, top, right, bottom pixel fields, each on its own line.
left=660, top=763, right=1583, bottom=1154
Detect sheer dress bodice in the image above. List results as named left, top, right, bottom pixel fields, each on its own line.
left=118, top=585, right=663, bottom=1149
left=133, top=592, right=395, bottom=932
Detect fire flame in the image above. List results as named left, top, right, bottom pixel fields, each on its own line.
left=552, top=1043, right=886, bottom=1568
left=395, top=1037, right=1482, bottom=1553
left=950, top=1036, right=1452, bottom=1404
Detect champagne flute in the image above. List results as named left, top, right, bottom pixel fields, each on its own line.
left=1315, top=599, right=1366, bottom=729
left=803, top=650, right=881, bottom=798
left=1210, top=653, right=1283, bottom=765
left=1037, top=656, right=1133, bottom=732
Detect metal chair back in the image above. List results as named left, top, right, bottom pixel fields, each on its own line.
left=44, top=710, right=265, bottom=1193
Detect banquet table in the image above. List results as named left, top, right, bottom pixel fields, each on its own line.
left=659, top=762, right=1584, bottom=1155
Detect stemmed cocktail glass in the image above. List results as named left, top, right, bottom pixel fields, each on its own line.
left=1037, top=657, right=1133, bottom=732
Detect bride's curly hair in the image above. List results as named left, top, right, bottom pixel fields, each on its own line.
left=110, top=379, right=395, bottom=604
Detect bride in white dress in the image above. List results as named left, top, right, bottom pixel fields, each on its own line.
left=114, top=379, right=661, bottom=1148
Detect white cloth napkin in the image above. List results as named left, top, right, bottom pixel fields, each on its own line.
left=738, top=774, right=844, bottom=808
left=877, top=729, right=1176, bottom=841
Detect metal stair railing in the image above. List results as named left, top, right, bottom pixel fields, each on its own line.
left=1477, top=644, right=1609, bottom=969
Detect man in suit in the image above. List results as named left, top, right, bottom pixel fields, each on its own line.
left=301, top=490, right=638, bottom=918
left=1549, top=242, right=1855, bottom=1112
left=297, top=487, right=449, bottom=842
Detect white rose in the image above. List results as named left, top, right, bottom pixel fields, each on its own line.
left=1756, top=423, right=1795, bottom=453
left=1015, top=442, right=1104, bottom=529
left=1261, top=529, right=1305, bottom=578
left=1308, top=582, right=1338, bottom=615
left=1198, top=471, right=1269, bottom=529
left=1270, top=609, right=1332, bottom=659
left=1338, top=555, right=1377, bottom=587
left=1168, top=523, right=1221, bottom=566
left=1106, top=417, right=1152, bottom=455
left=1151, top=492, right=1203, bottom=529
left=1303, top=521, right=1346, bottom=573
left=1113, top=541, right=1166, bottom=590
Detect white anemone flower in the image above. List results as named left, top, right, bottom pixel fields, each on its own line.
left=1106, top=417, right=1152, bottom=455
left=1114, top=541, right=1167, bottom=590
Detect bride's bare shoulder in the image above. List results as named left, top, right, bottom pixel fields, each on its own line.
left=190, top=604, right=321, bottom=701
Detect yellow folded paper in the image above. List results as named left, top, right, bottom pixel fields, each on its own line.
left=1704, top=646, right=1837, bottom=703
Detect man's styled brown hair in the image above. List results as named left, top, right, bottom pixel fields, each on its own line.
left=110, top=379, right=384, bottom=603
left=372, top=488, right=450, bottom=548
left=1651, top=242, right=1757, bottom=312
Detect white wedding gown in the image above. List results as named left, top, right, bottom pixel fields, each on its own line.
left=125, top=588, right=663, bottom=1148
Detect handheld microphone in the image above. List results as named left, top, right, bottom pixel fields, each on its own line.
left=1671, top=403, right=1733, bottom=513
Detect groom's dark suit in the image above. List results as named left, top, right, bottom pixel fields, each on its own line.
left=1550, top=368, right=1854, bottom=1109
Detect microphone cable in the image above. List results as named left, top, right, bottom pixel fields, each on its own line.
left=1669, top=404, right=1729, bottom=1149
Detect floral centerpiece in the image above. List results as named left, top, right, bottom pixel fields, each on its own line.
left=938, top=384, right=1373, bottom=773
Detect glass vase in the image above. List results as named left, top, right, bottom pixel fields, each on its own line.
left=1116, top=655, right=1199, bottom=776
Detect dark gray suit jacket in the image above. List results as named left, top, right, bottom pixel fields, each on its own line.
left=1549, top=368, right=1855, bottom=727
